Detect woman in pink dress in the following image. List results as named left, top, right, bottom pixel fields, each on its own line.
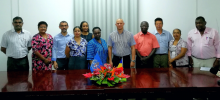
left=31, top=21, right=53, bottom=70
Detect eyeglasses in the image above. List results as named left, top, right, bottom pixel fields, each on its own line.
left=156, top=23, right=162, bottom=25
left=116, top=23, right=123, bottom=25
left=60, top=25, right=68, bottom=27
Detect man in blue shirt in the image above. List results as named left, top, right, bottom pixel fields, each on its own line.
left=153, top=18, right=173, bottom=68
left=52, top=21, right=74, bottom=70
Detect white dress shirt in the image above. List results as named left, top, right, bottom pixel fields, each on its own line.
left=1, top=29, right=32, bottom=58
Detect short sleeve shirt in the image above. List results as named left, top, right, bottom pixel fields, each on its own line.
left=134, top=31, right=160, bottom=56
left=1, top=29, right=32, bottom=58
left=67, top=37, right=87, bottom=57
left=169, top=38, right=189, bottom=66
left=108, top=30, right=136, bottom=56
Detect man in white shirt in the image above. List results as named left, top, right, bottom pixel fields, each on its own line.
left=1, top=16, right=32, bottom=71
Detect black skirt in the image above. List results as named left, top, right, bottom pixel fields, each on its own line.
left=68, top=56, right=87, bottom=70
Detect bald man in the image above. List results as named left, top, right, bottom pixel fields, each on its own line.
left=108, top=19, right=136, bottom=68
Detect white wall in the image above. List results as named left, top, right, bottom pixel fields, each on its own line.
left=0, top=0, right=13, bottom=71
left=19, top=0, right=74, bottom=36
left=0, top=0, right=74, bottom=71
left=0, top=0, right=12, bottom=91
left=197, top=0, right=220, bottom=32
left=139, top=0, right=197, bottom=40
left=139, top=0, right=220, bottom=41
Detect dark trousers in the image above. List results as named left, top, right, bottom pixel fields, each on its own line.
left=153, top=54, right=169, bottom=68
left=136, top=55, right=153, bottom=68
left=68, top=56, right=87, bottom=70
left=7, top=56, right=29, bottom=71
left=112, top=55, right=130, bottom=68
left=56, top=58, right=69, bottom=70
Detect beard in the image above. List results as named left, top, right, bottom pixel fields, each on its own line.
left=15, top=26, right=22, bottom=30
left=62, top=29, right=67, bottom=33
left=142, top=31, right=147, bottom=34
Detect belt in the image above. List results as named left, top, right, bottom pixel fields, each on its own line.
left=142, top=56, right=148, bottom=58
left=57, top=58, right=69, bottom=60
left=137, top=55, right=147, bottom=58
left=113, top=55, right=130, bottom=58
left=192, top=55, right=216, bottom=60
left=156, top=54, right=167, bottom=55
left=8, top=56, right=27, bottom=60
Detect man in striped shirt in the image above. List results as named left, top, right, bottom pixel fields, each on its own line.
left=1, top=16, right=32, bottom=71
left=108, top=19, right=136, bottom=68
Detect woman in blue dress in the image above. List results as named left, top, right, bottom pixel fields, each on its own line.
left=87, top=27, right=108, bottom=65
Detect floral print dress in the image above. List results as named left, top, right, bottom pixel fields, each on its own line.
left=169, top=38, right=189, bottom=66
left=67, top=37, right=88, bottom=69
left=67, top=37, right=87, bottom=57
left=31, top=33, right=53, bottom=70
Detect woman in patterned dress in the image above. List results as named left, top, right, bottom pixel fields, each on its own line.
left=168, top=29, right=189, bottom=68
left=31, top=21, right=53, bottom=70
left=65, top=26, right=88, bottom=69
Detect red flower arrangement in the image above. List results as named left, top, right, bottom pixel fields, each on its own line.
left=83, top=64, right=130, bottom=87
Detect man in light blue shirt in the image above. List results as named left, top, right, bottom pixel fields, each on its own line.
left=153, top=18, right=173, bottom=68
left=52, top=21, right=74, bottom=70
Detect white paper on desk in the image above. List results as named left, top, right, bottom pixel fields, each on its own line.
left=200, top=67, right=211, bottom=71
left=216, top=71, right=220, bottom=77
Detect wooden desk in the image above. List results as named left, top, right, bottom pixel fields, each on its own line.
left=0, top=67, right=220, bottom=99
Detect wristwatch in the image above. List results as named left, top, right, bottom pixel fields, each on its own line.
left=130, top=66, right=136, bottom=68
left=131, top=60, right=136, bottom=63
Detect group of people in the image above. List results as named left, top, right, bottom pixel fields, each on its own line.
left=1, top=16, right=220, bottom=71
left=135, top=16, right=220, bottom=69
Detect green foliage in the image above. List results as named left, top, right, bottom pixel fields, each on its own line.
left=107, top=81, right=114, bottom=87
left=90, top=76, right=99, bottom=81
left=111, top=81, right=116, bottom=84
left=120, top=78, right=127, bottom=82
left=114, top=77, right=120, bottom=83
left=96, top=79, right=102, bottom=85
left=102, top=78, right=108, bottom=84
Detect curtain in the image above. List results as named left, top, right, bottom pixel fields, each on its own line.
left=73, top=0, right=139, bottom=41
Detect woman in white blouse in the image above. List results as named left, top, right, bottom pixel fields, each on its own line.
left=168, top=29, right=189, bottom=67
